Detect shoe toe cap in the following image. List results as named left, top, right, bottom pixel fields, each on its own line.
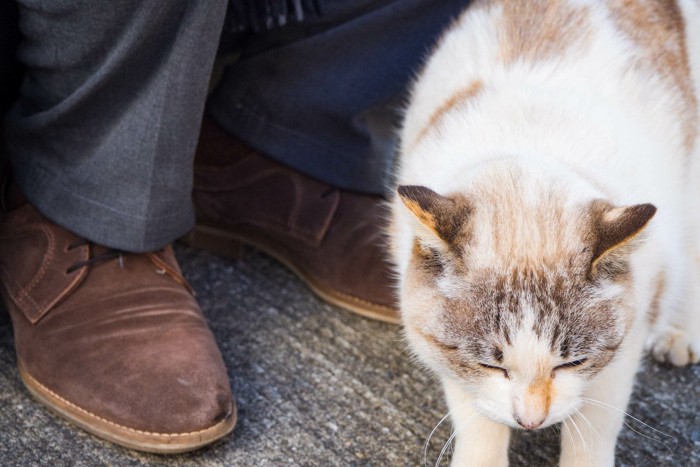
left=19, top=305, right=235, bottom=447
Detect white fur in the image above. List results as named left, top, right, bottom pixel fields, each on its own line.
left=392, top=1, right=700, bottom=466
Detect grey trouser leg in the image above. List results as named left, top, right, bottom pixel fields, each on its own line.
left=209, top=0, right=470, bottom=195
left=4, top=0, right=227, bottom=252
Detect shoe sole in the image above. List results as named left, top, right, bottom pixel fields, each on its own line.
left=18, top=361, right=236, bottom=454
left=182, top=224, right=400, bottom=324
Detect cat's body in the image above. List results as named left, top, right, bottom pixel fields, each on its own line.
left=391, top=1, right=700, bottom=466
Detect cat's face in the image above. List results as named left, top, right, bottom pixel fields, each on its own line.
left=396, top=179, right=655, bottom=430
left=404, top=262, right=627, bottom=429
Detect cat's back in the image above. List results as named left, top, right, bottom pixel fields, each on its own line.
left=400, top=0, right=700, bottom=181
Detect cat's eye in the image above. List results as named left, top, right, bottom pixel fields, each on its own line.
left=554, top=358, right=588, bottom=371
left=478, top=363, right=509, bottom=378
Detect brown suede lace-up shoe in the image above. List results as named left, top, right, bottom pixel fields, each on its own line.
left=183, top=117, right=399, bottom=323
left=0, top=187, right=235, bottom=453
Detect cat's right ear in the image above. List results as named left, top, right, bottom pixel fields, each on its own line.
left=397, top=185, right=471, bottom=247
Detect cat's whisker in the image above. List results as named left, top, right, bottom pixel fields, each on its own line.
left=434, top=409, right=482, bottom=467
left=573, top=409, right=600, bottom=443
left=424, top=410, right=453, bottom=467
left=561, top=418, right=578, bottom=462
left=574, top=410, right=596, bottom=459
left=423, top=399, right=472, bottom=467
left=566, top=413, right=591, bottom=461
left=580, top=397, right=678, bottom=454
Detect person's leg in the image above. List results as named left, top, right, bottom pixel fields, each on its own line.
left=187, top=0, right=470, bottom=322
left=209, top=0, right=471, bottom=195
left=0, top=0, right=235, bottom=452
left=5, top=0, right=226, bottom=252
left=0, top=1, right=22, bottom=116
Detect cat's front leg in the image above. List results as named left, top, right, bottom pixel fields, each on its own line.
left=559, top=338, right=642, bottom=467
left=442, top=377, right=510, bottom=467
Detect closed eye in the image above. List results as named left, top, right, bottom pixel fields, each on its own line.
left=479, top=363, right=509, bottom=379
left=554, top=358, right=588, bottom=370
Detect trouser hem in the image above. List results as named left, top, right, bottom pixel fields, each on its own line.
left=12, top=159, right=193, bottom=252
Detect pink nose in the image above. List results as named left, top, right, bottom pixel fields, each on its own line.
left=515, top=416, right=544, bottom=430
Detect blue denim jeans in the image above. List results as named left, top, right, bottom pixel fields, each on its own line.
left=210, top=0, right=469, bottom=195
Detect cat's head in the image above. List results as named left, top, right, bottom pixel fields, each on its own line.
left=395, top=170, right=655, bottom=430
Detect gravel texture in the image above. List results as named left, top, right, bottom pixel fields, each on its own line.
left=0, top=244, right=698, bottom=466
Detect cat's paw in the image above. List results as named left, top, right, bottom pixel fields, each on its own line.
left=650, top=328, right=700, bottom=366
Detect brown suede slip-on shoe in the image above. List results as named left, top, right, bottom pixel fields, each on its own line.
left=183, top=117, right=399, bottom=324
left=0, top=188, right=235, bottom=453
left=183, top=118, right=398, bottom=322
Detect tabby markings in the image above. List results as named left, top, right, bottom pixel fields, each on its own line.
left=414, top=80, right=483, bottom=147
left=606, top=0, right=698, bottom=152
left=499, top=0, right=591, bottom=64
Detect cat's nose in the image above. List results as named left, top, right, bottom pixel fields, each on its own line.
left=514, top=414, right=545, bottom=430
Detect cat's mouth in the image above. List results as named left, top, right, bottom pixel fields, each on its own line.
left=498, top=413, right=567, bottom=431
left=478, top=397, right=582, bottom=431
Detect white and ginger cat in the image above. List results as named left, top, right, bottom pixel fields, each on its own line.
left=390, top=0, right=700, bottom=466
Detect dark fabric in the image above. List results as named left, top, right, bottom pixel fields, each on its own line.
left=209, top=0, right=471, bottom=195
left=226, top=0, right=323, bottom=32
left=4, top=0, right=469, bottom=250
left=5, top=0, right=227, bottom=252
left=0, top=1, right=23, bottom=115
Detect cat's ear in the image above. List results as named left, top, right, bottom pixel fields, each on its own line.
left=397, top=185, right=471, bottom=246
left=588, top=200, right=657, bottom=273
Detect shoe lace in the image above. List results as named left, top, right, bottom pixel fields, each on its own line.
left=64, top=239, right=196, bottom=295
left=65, top=239, right=126, bottom=274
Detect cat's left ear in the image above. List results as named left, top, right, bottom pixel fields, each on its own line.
left=397, top=185, right=471, bottom=246
left=587, top=201, right=657, bottom=273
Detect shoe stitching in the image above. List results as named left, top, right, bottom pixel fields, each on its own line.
left=0, top=222, right=56, bottom=314
left=12, top=224, right=55, bottom=315
left=23, top=225, right=55, bottom=298
left=0, top=272, right=36, bottom=314
left=22, top=368, right=233, bottom=439
left=4, top=222, right=89, bottom=322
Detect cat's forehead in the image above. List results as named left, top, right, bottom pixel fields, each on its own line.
left=452, top=162, right=598, bottom=269
left=445, top=266, right=602, bottom=337
left=466, top=265, right=589, bottom=311
left=441, top=264, right=624, bottom=358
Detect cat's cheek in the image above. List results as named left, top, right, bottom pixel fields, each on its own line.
left=404, top=331, right=445, bottom=369
left=547, top=376, right=587, bottom=423
left=473, top=377, right=518, bottom=426
left=403, top=327, right=470, bottom=382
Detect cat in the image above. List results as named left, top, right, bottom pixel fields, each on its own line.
left=389, top=1, right=700, bottom=466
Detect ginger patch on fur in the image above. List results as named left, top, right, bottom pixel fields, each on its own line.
left=414, top=80, right=484, bottom=147
left=607, top=0, right=698, bottom=152
left=499, top=0, right=591, bottom=64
